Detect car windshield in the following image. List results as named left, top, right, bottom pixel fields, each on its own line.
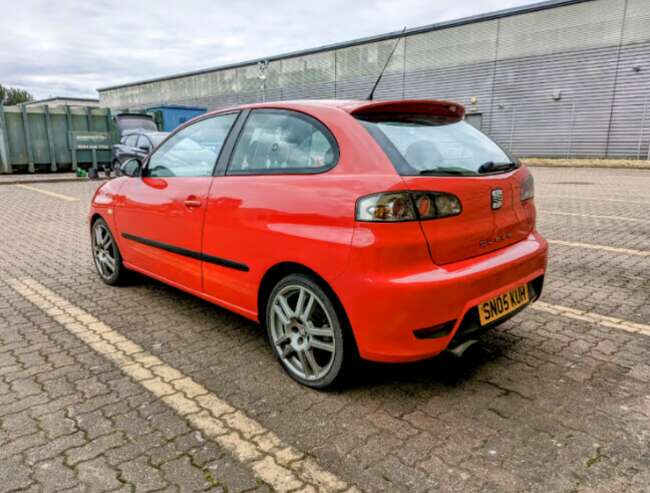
left=358, top=113, right=515, bottom=176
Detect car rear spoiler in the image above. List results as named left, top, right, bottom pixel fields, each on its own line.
left=345, top=99, right=466, bottom=122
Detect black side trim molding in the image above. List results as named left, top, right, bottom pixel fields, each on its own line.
left=122, top=233, right=249, bottom=272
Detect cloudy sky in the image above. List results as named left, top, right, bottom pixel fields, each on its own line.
left=2, top=0, right=540, bottom=99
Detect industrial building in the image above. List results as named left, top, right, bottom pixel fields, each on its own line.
left=25, top=96, right=100, bottom=108
left=98, top=0, right=650, bottom=159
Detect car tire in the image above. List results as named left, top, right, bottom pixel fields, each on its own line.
left=266, top=274, right=348, bottom=389
left=91, top=218, right=127, bottom=286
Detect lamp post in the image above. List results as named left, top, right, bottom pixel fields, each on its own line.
left=258, top=60, right=269, bottom=103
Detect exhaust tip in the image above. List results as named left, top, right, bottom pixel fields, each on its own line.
left=446, top=339, right=479, bottom=358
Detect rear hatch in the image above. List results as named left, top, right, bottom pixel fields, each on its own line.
left=352, top=100, right=535, bottom=265
left=114, top=113, right=157, bottom=136
left=400, top=172, right=534, bottom=264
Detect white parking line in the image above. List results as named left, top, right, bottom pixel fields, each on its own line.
left=8, top=277, right=355, bottom=493
left=539, top=210, right=649, bottom=223
left=532, top=301, right=650, bottom=337
left=14, top=184, right=79, bottom=202
left=547, top=240, right=650, bottom=257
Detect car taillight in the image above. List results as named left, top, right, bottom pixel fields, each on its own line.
left=355, top=192, right=416, bottom=222
left=520, top=174, right=534, bottom=202
left=356, top=192, right=461, bottom=222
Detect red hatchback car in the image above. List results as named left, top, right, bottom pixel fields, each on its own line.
left=89, top=99, right=547, bottom=388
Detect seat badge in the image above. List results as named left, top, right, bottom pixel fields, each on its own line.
left=491, top=188, right=503, bottom=210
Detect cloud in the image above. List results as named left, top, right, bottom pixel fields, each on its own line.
left=1, top=0, right=538, bottom=99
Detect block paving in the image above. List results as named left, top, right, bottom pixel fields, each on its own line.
left=0, top=167, right=648, bottom=492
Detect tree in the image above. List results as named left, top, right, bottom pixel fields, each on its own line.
left=0, top=84, right=34, bottom=106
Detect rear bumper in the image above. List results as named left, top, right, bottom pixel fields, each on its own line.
left=332, top=231, right=548, bottom=363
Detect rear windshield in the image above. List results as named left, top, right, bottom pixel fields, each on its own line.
left=147, top=132, right=168, bottom=147
left=358, top=113, right=515, bottom=176
left=115, top=115, right=158, bottom=133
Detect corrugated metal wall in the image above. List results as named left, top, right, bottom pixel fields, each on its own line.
left=98, top=0, right=650, bottom=159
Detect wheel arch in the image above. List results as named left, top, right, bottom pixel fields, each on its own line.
left=257, top=262, right=359, bottom=357
left=90, top=212, right=104, bottom=228
left=89, top=212, right=120, bottom=249
left=89, top=212, right=114, bottom=233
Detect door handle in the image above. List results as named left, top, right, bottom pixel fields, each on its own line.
left=184, top=199, right=202, bottom=208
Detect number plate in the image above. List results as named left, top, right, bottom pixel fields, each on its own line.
left=478, top=284, right=529, bottom=326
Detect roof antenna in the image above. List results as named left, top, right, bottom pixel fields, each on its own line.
left=367, top=26, right=407, bottom=101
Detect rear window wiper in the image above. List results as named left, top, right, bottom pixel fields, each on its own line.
left=418, top=167, right=475, bottom=176
left=478, top=161, right=517, bottom=174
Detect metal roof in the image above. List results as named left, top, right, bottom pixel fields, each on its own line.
left=97, top=0, right=595, bottom=92
left=26, top=96, right=99, bottom=104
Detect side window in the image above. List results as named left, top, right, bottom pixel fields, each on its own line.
left=228, top=110, right=338, bottom=174
left=125, top=135, right=138, bottom=147
left=120, top=136, right=128, bottom=145
left=146, top=113, right=238, bottom=178
left=136, top=135, right=151, bottom=150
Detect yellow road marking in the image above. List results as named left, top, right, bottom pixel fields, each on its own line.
left=539, top=210, right=649, bottom=223
left=547, top=240, right=650, bottom=257
left=14, top=184, right=79, bottom=202
left=531, top=301, right=650, bottom=337
left=8, top=278, right=354, bottom=493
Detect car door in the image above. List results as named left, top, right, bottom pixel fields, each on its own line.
left=135, top=135, right=153, bottom=159
left=113, top=136, right=127, bottom=163
left=201, top=109, right=343, bottom=315
left=118, top=134, right=139, bottom=164
left=115, top=112, right=239, bottom=292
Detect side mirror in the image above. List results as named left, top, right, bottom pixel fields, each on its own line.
left=120, top=158, right=142, bottom=177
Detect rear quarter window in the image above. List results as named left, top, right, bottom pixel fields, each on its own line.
left=227, top=109, right=338, bottom=174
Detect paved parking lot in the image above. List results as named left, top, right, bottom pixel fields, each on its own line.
left=0, top=167, right=648, bottom=492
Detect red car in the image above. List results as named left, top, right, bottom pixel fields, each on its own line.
left=89, top=99, right=547, bottom=388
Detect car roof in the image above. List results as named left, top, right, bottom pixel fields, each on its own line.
left=202, top=99, right=466, bottom=120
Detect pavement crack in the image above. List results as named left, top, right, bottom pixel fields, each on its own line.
left=479, top=380, right=533, bottom=401
left=487, top=407, right=509, bottom=420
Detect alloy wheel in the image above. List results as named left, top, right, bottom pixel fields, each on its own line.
left=269, top=284, right=337, bottom=382
left=92, top=222, right=117, bottom=281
